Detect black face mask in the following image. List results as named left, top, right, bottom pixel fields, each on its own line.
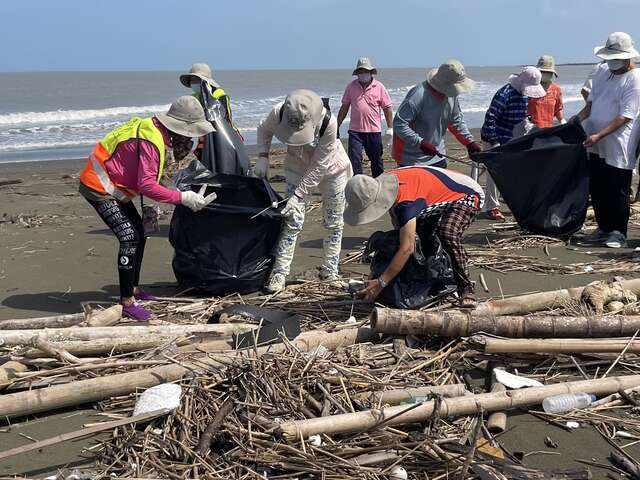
left=170, top=133, right=193, bottom=161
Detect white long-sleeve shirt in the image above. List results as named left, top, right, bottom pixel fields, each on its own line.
left=257, top=103, right=352, bottom=197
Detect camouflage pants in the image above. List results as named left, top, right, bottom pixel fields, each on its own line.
left=271, top=183, right=346, bottom=278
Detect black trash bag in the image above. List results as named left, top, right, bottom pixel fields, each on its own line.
left=364, top=217, right=457, bottom=309
left=472, top=121, right=588, bottom=235
left=197, top=83, right=250, bottom=175
left=169, top=162, right=283, bottom=295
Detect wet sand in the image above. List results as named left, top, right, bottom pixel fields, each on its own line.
left=2, top=133, right=640, bottom=476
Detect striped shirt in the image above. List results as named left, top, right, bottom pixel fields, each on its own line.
left=481, top=84, right=528, bottom=145
left=390, top=166, right=484, bottom=227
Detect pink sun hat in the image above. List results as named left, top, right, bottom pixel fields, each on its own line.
left=509, top=66, right=547, bottom=98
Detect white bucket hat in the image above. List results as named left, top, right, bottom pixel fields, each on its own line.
left=156, top=96, right=215, bottom=137
left=352, top=57, right=377, bottom=75
left=426, top=59, right=476, bottom=97
left=344, top=174, right=399, bottom=226
left=536, top=55, right=558, bottom=77
left=594, top=32, right=640, bottom=60
left=179, top=63, right=221, bottom=89
left=509, top=66, right=547, bottom=98
left=274, top=89, right=324, bottom=146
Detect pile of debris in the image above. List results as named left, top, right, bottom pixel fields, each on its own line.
left=1, top=279, right=640, bottom=478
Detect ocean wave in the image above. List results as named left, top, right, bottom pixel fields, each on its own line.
left=0, top=104, right=171, bottom=127
left=0, top=139, right=96, bottom=152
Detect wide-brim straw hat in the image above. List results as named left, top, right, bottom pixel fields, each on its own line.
left=426, top=59, right=476, bottom=97
left=352, top=57, right=378, bottom=75
left=156, top=95, right=215, bottom=137
left=536, top=54, right=558, bottom=77
left=179, top=63, right=221, bottom=89
left=594, top=32, right=640, bottom=60
left=344, top=173, right=399, bottom=226
left=274, top=89, right=324, bottom=146
left=509, top=66, right=547, bottom=98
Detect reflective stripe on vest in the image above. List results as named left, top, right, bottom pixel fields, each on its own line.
left=79, top=117, right=165, bottom=198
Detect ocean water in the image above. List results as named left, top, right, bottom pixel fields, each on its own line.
left=0, top=66, right=594, bottom=163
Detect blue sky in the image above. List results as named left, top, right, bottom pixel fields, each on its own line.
left=1, top=0, right=638, bottom=71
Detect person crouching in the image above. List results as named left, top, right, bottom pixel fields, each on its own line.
left=344, top=166, right=484, bottom=308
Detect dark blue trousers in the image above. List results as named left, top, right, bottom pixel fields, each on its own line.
left=348, top=131, right=384, bottom=177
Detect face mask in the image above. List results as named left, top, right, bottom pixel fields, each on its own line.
left=607, top=59, right=626, bottom=71
left=170, top=133, right=194, bottom=161
left=191, top=82, right=201, bottom=94
left=357, top=72, right=372, bottom=83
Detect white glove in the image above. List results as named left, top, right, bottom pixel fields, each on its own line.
left=560, top=118, right=568, bottom=125
left=253, top=157, right=269, bottom=179
left=281, top=194, right=305, bottom=218
left=385, top=128, right=393, bottom=137
left=180, top=190, right=207, bottom=212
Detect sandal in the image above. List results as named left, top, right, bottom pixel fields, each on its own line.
left=459, top=293, right=477, bottom=309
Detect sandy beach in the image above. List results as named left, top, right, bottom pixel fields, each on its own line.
left=2, top=133, right=640, bottom=477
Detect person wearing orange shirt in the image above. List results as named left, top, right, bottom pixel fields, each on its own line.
left=528, top=55, right=566, bottom=128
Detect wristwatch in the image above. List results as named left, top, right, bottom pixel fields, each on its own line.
left=378, top=277, right=388, bottom=289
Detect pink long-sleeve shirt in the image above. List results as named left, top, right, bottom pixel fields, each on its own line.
left=100, top=118, right=181, bottom=204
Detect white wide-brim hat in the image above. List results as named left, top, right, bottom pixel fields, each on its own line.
left=274, top=89, right=324, bottom=146
left=426, top=59, right=476, bottom=97
left=594, top=32, right=640, bottom=60
left=344, top=173, right=399, bottom=226
left=156, top=95, right=215, bottom=137
left=179, top=63, right=221, bottom=89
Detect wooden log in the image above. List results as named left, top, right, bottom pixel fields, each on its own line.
left=474, top=278, right=640, bottom=316
left=31, top=337, right=82, bottom=364
left=486, top=383, right=507, bottom=434
left=0, top=313, right=85, bottom=330
left=0, top=327, right=371, bottom=419
left=0, top=323, right=252, bottom=346
left=371, top=308, right=640, bottom=338
left=85, top=305, right=122, bottom=327
left=472, top=336, right=640, bottom=354
left=0, top=361, right=28, bottom=390
left=278, top=375, right=640, bottom=440
left=354, top=384, right=467, bottom=405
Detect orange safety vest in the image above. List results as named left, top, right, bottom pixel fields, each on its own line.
left=79, top=117, right=165, bottom=201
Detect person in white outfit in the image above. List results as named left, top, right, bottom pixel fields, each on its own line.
left=254, top=89, right=353, bottom=292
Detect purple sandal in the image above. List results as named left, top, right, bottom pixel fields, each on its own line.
left=121, top=302, right=152, bottom=321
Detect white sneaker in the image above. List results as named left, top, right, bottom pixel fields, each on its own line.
left=264, top=273, right=286, bottom=293
left=604, top=230, right=627, bottom=249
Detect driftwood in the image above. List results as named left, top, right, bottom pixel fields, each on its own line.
left=472, top=336, right=640, bottom=354
left=31, top=336, right=83, bottom=364
left=85, top=305, right=122, bottom=327
left=196, top=397, right=235, bottom=456
left=278, top=374, right=640, bottom=439
left=354, top=384, right=467, bottom=405
left=0, top=323, right=252, bottom=346
left=372, top=308, right=640, bottom=338
left=474, top=278, right=640, bottom=316
left=0, top=327, right=371, bottom=419
left=0, top=312, right=85, bottom=330
left=0, top=361, right=27, bottom=390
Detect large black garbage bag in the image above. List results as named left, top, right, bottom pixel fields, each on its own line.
left=197, top=84, right=249, bottom=175
left=472, top=121, right=588, bottom=235
left=364, top=217, right=457, bottom=309
left=169, top=161, right=283, bottom=295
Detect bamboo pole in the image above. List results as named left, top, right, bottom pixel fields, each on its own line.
left=0, top=323, right=252, bottom=346
left=354, top=384, right=467, bottom=405
left=474, top=278, right=640, bottom=316
left=471, top=335, right=640, bottom=354
left=486, top=382, right=507, bottom=434
left=278, top=375, right=640, bottom=439
left=0, top=327, right=373, bottom=419
left=371, top=308, right=640, bottom=338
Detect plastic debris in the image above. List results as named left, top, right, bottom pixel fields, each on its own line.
left=133, top=383, right=182, bottom=416
left=493, top=368, right=544, bottom=389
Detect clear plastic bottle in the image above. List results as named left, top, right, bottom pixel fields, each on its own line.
left=542, top=392, right=596, bottom=413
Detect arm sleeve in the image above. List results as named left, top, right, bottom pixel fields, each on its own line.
left=341, top=85, right=352, bottom=105
left=380, top=85, right=392, bottom=109
left=481, top=89, right=507, bottom=144
left=256, top=104, right=281, bottom=155
left=393, top=87, right=424, bottom=147
left=294, top=114, right=338, bottom=198
left=447, top=98, right=474, bottom=145
left=554, top=88, right=564, bottom=118
left=137, top=141, right=181, bottom=204
left=620, top=83, right=640, bottom=120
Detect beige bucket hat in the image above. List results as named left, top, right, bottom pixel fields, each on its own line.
left=344, top=174, right=399, bottom=226
left=156, top=96, right=215, bottom=137
left=352, top=57, right=378, bottom=75
left=594, top=32, right=640, bottom=60
left=536, top=55, right=558, bottom=77
left=179, top=63, right=221, bottom=89
left=275, top=89, right=324, bottom=146
left=426, top=59, right=476, bottom=97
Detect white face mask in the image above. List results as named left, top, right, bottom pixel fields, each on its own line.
left=607, top=59, right=626, bottom=71
left=357, top=72, right=372, bottom=83
left=191, top=82, right=201, bottom=94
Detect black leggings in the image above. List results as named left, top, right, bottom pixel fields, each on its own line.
left=87, top=197, right=146, bottom=298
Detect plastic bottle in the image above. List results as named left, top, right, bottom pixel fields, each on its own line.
left=542, top=392, right=596, bottom=413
